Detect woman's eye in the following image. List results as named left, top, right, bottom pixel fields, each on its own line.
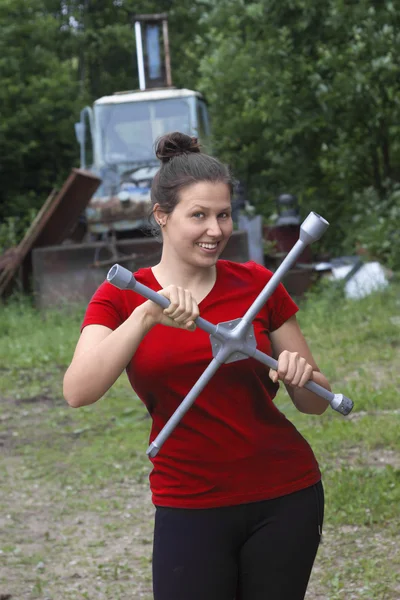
left=192, top=211, right=231, bottom=219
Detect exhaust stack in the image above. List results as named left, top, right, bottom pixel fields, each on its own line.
left=134, top=13, right=173, bottom=91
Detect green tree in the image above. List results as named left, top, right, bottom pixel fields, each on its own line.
left=0, top=0, right=81, bottom=229
left=198, top=0, right=400, bottom=261
left=2, top=0, right=399, bottom=266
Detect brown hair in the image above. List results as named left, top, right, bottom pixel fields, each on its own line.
left=149, top=132, right=234, bottom=238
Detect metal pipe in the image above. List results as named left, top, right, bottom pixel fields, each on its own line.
left=78, top=106, right=95, bottom=170
left=237, top=212, right=328, bottom=334
left=134, top=21, right=146, bottom=91
left=162, top=18, right=173, bottom=87
left=147, top=356, right=226, bottom=457
left=252, top=350, right=353, bottom=415
left=107, top=265, right=219, bottom=337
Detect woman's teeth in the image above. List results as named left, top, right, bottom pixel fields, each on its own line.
left=197, top=243, right=218, bottom=249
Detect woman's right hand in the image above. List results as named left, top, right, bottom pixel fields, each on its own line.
left=141, top=285, right=200, bottom=331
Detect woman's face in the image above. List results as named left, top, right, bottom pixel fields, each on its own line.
left=156, top=181, right=233, bottom=268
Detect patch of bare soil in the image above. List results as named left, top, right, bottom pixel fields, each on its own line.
left=347, top=408, right=400, bottom=421
left=343, top=353, right=400, bottom=390
left=1, top=465, right=155, bottom=600
left=15, top=394, right=56, bottom=405
left=2, top=464, right=399, bottom=600
left=1, top=397, right=399, bottom=600
left=309, top=524, right=400, bottom=599
left=347, top=447, right=400, bottom=469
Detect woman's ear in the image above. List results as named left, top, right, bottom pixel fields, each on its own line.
left=153, top=204, right=167, bottom=227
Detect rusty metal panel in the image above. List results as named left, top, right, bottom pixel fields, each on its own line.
left=33, top=169, right=101, bottom=247
left=32, top=230, right=249, bottom=310
left=0, top=169, right=101, bottom=299
left=0, top=189, right=58, bottom=297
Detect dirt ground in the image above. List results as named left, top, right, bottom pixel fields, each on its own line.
left=1, top=392, right=399, bottom=600
left=2, top=465, right=399, bottom=600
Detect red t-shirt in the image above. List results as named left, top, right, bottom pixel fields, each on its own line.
left=81, top=260, right=321, bottom=508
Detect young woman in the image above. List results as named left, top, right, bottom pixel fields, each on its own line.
left=64, top=132, right=330, bottom=600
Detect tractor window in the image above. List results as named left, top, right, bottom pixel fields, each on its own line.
left=152, top=99, right=191, bottom=139
left=96, top=99, right=191, bottom=165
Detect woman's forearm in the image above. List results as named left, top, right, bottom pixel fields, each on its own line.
left=288, top=371, right=331, bottom=415
left=63, top=305, right=153, bottom=408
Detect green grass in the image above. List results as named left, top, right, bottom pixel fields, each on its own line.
left=1, top=280, right=399, bottom=599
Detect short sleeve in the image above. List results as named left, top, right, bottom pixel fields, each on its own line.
left=250, top=262, right=299, bottom=331
left=81, top=281, right=127, bottom=332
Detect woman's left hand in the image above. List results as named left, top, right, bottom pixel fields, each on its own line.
left=269, top=350, right=314, bottom=388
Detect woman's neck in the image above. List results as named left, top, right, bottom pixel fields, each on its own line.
left=152, top=253, right=216, bottom=291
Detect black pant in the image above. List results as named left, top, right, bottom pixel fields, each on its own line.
left=152, top=481, right=324, bottom=600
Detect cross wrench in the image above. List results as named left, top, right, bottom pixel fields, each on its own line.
left=107, top=212, right=354, bottom=457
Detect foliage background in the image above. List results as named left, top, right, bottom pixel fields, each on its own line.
left=0, top=0, right=399, bottom=267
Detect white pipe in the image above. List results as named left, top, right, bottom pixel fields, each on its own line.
left=135, top=21, right=146, bottom=91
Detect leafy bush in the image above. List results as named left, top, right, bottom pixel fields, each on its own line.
left=343, top=183, right=400, bottom=270
left=0, top=208, right=37, bottom=254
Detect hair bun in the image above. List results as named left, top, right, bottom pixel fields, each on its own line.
left=155, top=132, right=201, bottom=163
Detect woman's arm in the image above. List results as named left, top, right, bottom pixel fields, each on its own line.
left=269, top=315, right=330, bottom=415
left=63, top=285, right=200, bottom=408
left=63, top=303, right=154, bottom=408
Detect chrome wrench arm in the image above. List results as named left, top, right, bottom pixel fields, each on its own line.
left=146, top=354, right=227, bottom=457
left=147, top=341, right=351, bottom=457
left=107, top=264, right=219, bottom=337
left=106, top=212, right=354, bottom=457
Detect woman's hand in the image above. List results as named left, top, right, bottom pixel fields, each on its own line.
left=141, top=285, right=200, bottom=331
left=269, top=350, right=314, bottom=388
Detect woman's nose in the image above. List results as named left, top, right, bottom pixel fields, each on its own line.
left=206, top=219, right=222, bottom=237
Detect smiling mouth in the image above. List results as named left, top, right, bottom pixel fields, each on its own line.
left=196, top=242, right=220, bottom=251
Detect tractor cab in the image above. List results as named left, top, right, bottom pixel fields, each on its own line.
left=75, top=88, right=210, bottom=236
left=74, top=13, right=211, bottom=237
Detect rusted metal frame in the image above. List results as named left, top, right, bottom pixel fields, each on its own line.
left=90, top=253, right=139, bottom=269
left=133, top=13, right=169, bottom=21
left=0, top=169, right=101, bottom=298
left=0, top=189, right=58, bottom=296
left=133, top=13, right=172, bottom=89
left=162, top=18, right=172, bottom=87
